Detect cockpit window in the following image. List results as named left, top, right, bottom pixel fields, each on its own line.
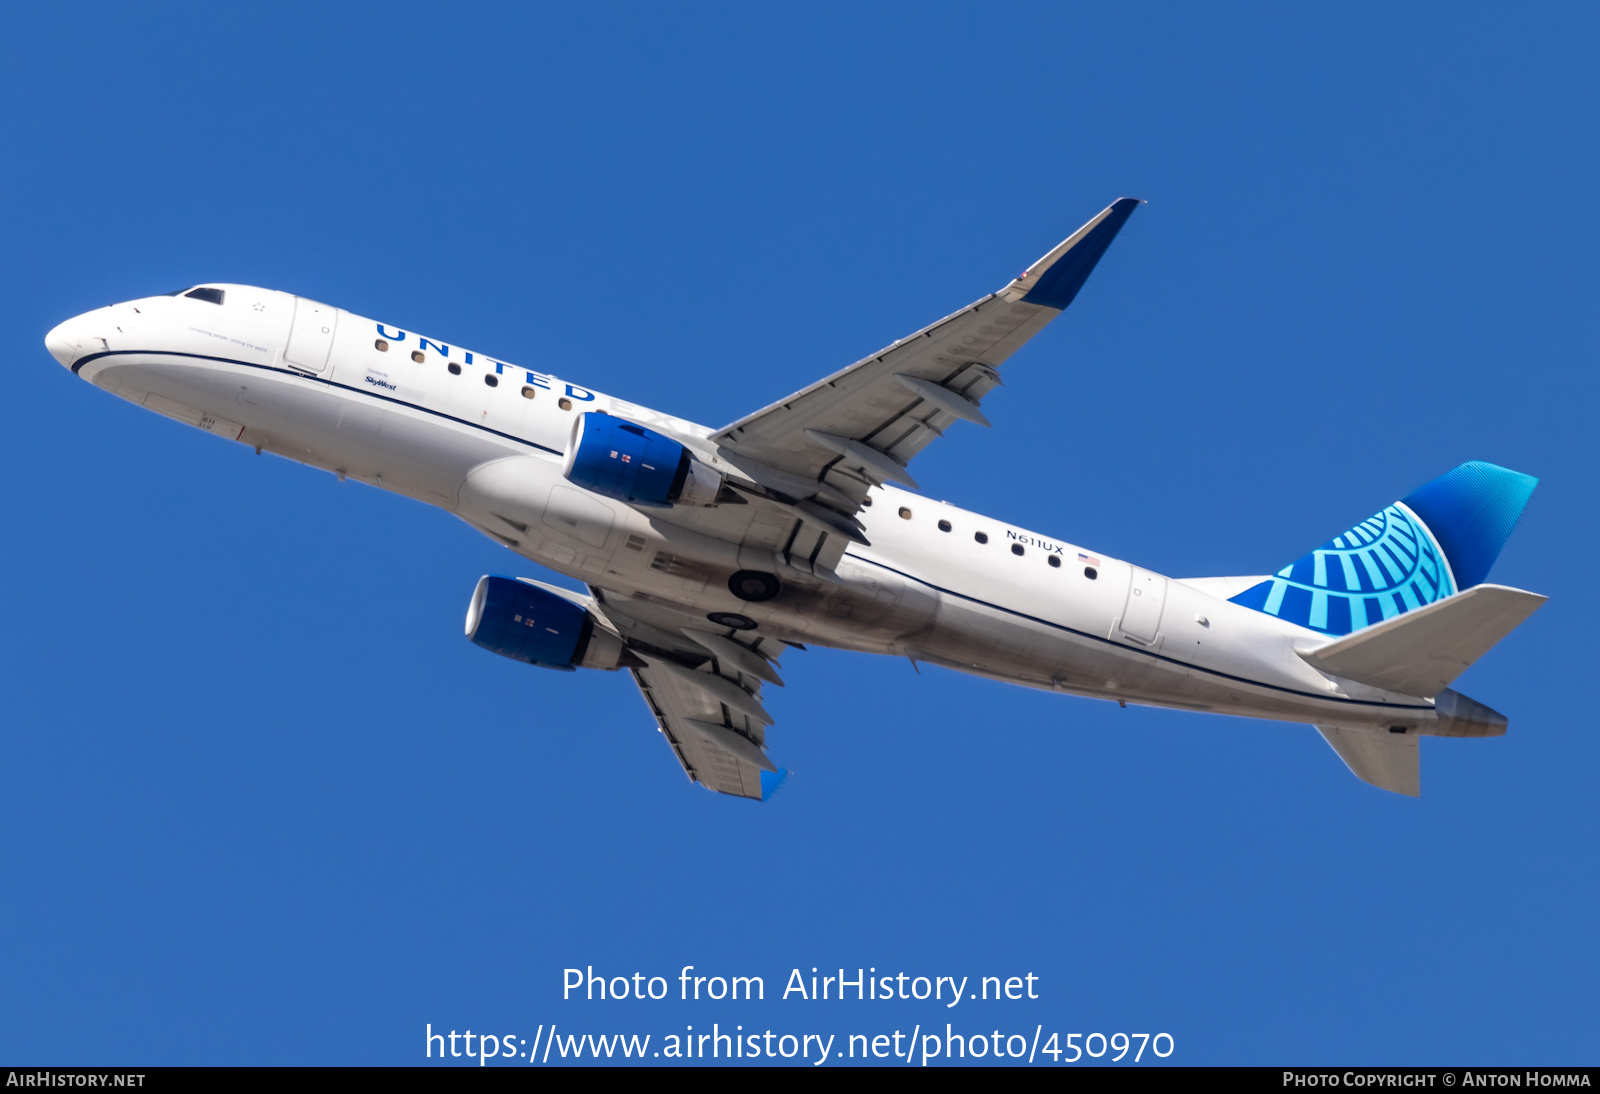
left=184, top=287, right=225, bottom=305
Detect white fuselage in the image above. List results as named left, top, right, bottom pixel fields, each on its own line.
left=46, top=285, right=1447, bottom=733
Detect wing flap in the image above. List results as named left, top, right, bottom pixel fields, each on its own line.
left=629, top=660, right=776, bottom=800
left=1299, top=584, right=1546, bottom=696
left=684, top=719, right=777, bottom=773
left=591, top=591, right=787, bottom=801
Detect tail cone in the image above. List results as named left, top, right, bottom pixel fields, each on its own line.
left=1429, top=688, right=1508, bottom=738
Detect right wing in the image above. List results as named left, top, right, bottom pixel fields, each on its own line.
left=615, top=199, right=1140, bottom=591
left=712, top=197, right=1141, bottom=510
left=591, top=589, right=790, bottom=801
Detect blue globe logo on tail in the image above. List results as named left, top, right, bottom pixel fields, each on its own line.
left=1229, top=503, right=1454, bottom=635
left=1229, top=462, right=1538, bottom=637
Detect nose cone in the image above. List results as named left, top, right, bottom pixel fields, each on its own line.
left=44, top=315, right=90, bottom=368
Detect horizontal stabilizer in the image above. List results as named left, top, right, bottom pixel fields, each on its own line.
left=1300, top=584, right=1546, bottom=697
left=1316, top=725, right=1420, bottom=797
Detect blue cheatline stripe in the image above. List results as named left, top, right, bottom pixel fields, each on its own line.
left=69, top=349, right=565, bottom=457
left=848, top=555, right=1431, bottom=714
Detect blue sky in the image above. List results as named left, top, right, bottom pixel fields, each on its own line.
left=1, top=2, right=1595, bottom=1066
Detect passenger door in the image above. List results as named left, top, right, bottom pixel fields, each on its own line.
left=284, top=297, right=339, bottom=374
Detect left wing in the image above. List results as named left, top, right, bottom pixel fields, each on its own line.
left=591, top=589, right=790, bottom=801
left=712, top=197, right=1140, bottom=509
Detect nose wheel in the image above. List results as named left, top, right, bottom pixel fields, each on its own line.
left=728, top=570, right=781, bottom=603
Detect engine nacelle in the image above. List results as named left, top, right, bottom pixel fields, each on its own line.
left=464, top=576, right=630, bottom=671
left=562, top=411, right=724, bottom=508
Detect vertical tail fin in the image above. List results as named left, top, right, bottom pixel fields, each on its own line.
left=1399, top=462, right=1539, bottom=589
left=1230, top=462, right=1537, bottom=636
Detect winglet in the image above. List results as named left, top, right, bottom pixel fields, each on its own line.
left=760, top=768, right=790, bottom=801
left=1009, top=197, right=1141, bottom=311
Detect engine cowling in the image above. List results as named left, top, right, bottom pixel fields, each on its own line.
left=562, top=411, right=724, bottom=508
left=464, top=576, right=630, bottom=671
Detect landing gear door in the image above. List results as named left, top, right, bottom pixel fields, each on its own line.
left=1120, top=567, right=1167, bottom=644
left=284, top=297, right=339, bottom=374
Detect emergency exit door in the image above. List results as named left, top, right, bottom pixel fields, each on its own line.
left=284, top=297, right=339, bottom=373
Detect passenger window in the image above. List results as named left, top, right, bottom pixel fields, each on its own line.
left=521, top=386, right=537, bottom=399
left=559, top=398, right=573, bottom=410
left=184, top=287, right=225, bottom=305
left=898, top=507, right=912, bottom=520
left=861, top=496, right=873, bottom=507
left=374, top=339, right=389, bottom=352
left=974, top=532, right=988, bottom=544
left=1084, top=567, right=1098, bottom=580
left=1048, top=555, right=1061, bottom=568
left=485, top=374, right=498, bottom=387
left=411, top=350, right=425, bottom=364
left=937, top=519, right=951, bottom=532
left=1011, top=544, right=1024, bottom=556
left=447, top=363, right=461, bottom=376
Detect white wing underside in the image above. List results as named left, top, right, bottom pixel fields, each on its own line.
left=590, top=587, right=787, bottom=801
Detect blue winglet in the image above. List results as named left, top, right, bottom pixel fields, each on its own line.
left=1019, top=197, right=1141, bottom=311
left=759, top=768, right=789, bottom=802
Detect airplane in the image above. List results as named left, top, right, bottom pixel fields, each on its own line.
left=44, top=198, right=1545, bottom=801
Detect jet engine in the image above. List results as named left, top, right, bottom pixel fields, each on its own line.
left=464, top=575, right=632, bottom=671
left=562, top=411, right=725, bottom=508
